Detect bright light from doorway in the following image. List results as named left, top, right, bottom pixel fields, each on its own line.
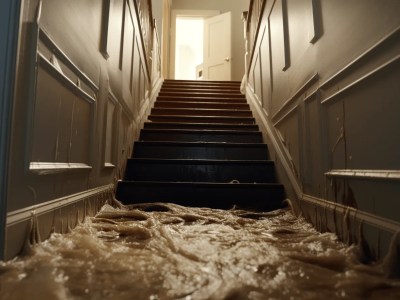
left=175, top=18, right=204, bottom=80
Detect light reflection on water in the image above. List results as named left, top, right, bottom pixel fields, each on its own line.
left=1, top=203, right=399, bottom=299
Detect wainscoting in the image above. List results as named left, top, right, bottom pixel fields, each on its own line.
left=245, top=0, right=400, bottom=261
left=3, top=0, right=162, bottom=259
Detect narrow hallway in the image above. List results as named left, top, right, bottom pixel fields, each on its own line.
left=1, top=0, right=400, bottom=298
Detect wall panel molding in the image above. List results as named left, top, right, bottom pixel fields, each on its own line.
left=248, top=0, right=272, bottom=78
left=259, top=24, right=273, bottom=114
left=247, top=82, right=400, bottom=261
left=103, top=90, right=120, bottom=169
left=100, top=0, right=111, bottom=59
left=27, top=27, right=98, bottom=175
left=245, top=0, right=400, bottom=263
left=29, top=162, right=92, bottom=175
left=5, top=184, right=113, bottom=260
left=7, top=184, right=113, bottom=227
left=303, top=89, right=318, bottom=103
left=308, top=0, right=322, bottom=43
left=268, top=0, right=290, bottom=72
left=246, top=84, right=302, bottom=197
left=281, top=0, right=290, bottom=71
left=273, top=104, right=298, bottom=127
left=39, top=28, right=99, bottom=92
left=321, top=55, right=400, bottom=105
left=131, top=0, right=152, bottom=83
left=320, top=26, right=400, bottom=90
left=302, top=194, right=400, bottom=234
left=272, top=72, right=319, bottom=121
left=38, top=54, right=96, bottom=104
left=326, top=169, right=400, bottom=181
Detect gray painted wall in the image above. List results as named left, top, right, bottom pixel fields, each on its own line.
left=4, top=0, right=162, bottom=260
left=0, top=0, right=21, bottom=260
left=171, top=0, right=250, bottom=81
left=246, top=0, right=400, bottom=264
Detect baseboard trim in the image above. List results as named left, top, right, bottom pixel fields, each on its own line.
left=246, top=85, right=302, bottom=198
left=246, top=83, right=400, bottom=238
left=302, top=194, right=400, bottom=234
left=7, top=184, right=114, bottom=226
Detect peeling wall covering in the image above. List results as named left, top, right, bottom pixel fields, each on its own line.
left=3, top=0, right=162, bottom=260
left=245, top=0, right=400, bottom=261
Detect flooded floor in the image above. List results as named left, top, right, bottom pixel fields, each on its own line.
left=1, top=202, right=399, bottom=299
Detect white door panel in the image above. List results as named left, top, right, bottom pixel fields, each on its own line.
left=203, top=12, right=232, bottom=81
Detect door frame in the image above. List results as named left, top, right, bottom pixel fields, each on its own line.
left=168, top=9, right=219, bottom=79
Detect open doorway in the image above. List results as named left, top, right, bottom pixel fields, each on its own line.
left=169, top=10, right=219, bottom=80
left=175, top=17, right=204, bottom=80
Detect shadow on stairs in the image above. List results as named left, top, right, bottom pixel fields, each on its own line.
left=116, top=79, right=286, bottom=211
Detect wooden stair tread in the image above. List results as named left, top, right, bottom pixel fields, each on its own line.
left=127, top=158, right=275, bottom=164
left=144, top=122, right=258, bottom=131
left=148, top=115, right=256, bottom=123
left=154, top=101, right=250, bottom=109
left=134, top=140, right=267, bottom=147
left=150, top=107, right=252, bottom=117
left=115, top=79, right=285, bottom=211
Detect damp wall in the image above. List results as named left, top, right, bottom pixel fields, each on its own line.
left=2, top=0, right=162, bottom=260
left=0, top=0, right=22, bottom=262
left=245, top=0, right=400, bottom=261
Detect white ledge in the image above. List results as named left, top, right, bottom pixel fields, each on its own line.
left=7, top=184, right=114, bottom=226
left=30, top=162, right=92, bottom=175
left=325, top=169, right=400, bottom=181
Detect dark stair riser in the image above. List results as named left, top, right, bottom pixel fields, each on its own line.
left=156, top=96, right=247, bottom=103
left=154, top=101, right=250, bottom=110
left=143, top=122, right=259, bottom=131
left=124, top=159, right=277, bottom=183
left=139, top=129, right=263, bottom=143
left=116, top=181, right=285, bottom=211
left=151, top=108, right=252, bottom=117
left=158, top=92, right=245, bottom=99
left=160, top=86, right=244, bottom=92
left=160, top=87, right=242, bottom=93
left=133, top=142, right=269, bottom=160
left=163, top=80, right=241, bottom=85
left=148, top=115, right=256, bottom=124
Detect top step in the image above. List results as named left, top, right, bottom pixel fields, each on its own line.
left=163, top=79, right=241, bottom=86
left=158, top=92, right=245, bottom=99
left=160, top=87, right=242, bottom=94
left=161, top=84, right=240, bottom=93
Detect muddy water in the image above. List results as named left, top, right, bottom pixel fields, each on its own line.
left=1, top=203, right=399, bottom=300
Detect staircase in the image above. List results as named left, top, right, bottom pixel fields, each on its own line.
left=116, top=80, right=285, bottom=211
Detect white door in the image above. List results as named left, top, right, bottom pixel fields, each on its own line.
left=203, top=12, right=232, bottom=81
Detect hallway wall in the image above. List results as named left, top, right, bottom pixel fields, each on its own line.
left=246, top=0, right=400, bottom=263
left=170, top=0, right=250, bottom=81
left=4, top=0, right=162, bottom=260
left=0, top=0, right=22, bottom=261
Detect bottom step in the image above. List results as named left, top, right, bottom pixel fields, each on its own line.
left=116, top=181, right=285, bottom=211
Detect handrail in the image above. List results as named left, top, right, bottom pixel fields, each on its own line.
left=151, top=18, right=162, bottom=83
left=246, top=0, right=265, bottom=74
left=134, top=0, right=154, bottom=80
